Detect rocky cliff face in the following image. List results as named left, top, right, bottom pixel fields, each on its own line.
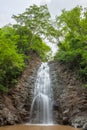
left=49, top=61, right=87, bottom=128
left=0, top=55, right=41, bottom=126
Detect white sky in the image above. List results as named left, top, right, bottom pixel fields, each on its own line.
left=0, top=0, right=86, bottom=27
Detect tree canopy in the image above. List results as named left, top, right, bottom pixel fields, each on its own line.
left=55, top=6, right=87, bottom=81
left=1, top=4, right=87, bottom=92
left=12, top=4, right=57, bottom=42
left=0, top=4, right=52, bottom=92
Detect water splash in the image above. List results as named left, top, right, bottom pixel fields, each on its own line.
left=30, top=62, right=53, bottom=124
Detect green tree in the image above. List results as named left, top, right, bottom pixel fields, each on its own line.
left=0, top=28, right=25, bottom=91
left=55, top=6, right=87, bottom=81
left=12, top=5, right=51, bottom=37
left=0, top=5, right=53, bottom=92
left=30, top=35, right=51, bottom=61
left=12, top=4, right=57, bottom=43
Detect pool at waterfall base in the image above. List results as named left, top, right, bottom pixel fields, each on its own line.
left=0, top=125, right=81, bottom=130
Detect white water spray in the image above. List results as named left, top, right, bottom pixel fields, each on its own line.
left=30, top=62, right=53, bottom=124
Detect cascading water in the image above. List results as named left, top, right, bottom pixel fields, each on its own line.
left=30, top=62, right=53, bottom=124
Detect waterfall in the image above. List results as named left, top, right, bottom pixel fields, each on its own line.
left=30, top=62, right=53, bottom=124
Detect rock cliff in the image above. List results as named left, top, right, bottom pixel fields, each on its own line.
left=49, top=61, right=87, bottom=128
left=0, top=55, right=41, bottom=126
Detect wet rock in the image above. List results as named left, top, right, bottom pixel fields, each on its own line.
left=53, top=101, right=59, bottom=110
left=63, top=116, right=69, bottom=125
left=82, top=123, right=87, bottom=130
left=2, top=108, right=18, bottom=125
left=71, top=116, right=87, bottom=128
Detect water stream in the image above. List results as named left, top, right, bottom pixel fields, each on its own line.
left=30, top=62, right=53, bottom=124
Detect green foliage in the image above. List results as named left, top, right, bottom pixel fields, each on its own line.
left=13, top=25, right=33, bottom=55
left=84, top=84, right=87, bottom=88
left=55, top=6, right=87, bottom=81
left=0, top=85, right=8, bottom=93
left=12, top=4, right=51, bottom=37
left=0, top=5, right=52, bottom=92
left=31, top=35, right=51, bottom=61
left=12, top=4, right=57, bottom=42
left=55, top=49, right=81, bottom=65
left=0, top=29, right=25, bottom=89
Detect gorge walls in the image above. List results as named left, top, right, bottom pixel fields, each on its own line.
left=49, top=61, right=87, bottom=128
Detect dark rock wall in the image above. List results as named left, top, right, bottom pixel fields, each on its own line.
left=49, top=62, right=64, bottom=124
left=0, top=55, right=41, bottom=126
left=49, top=61, right=87, bottom=128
